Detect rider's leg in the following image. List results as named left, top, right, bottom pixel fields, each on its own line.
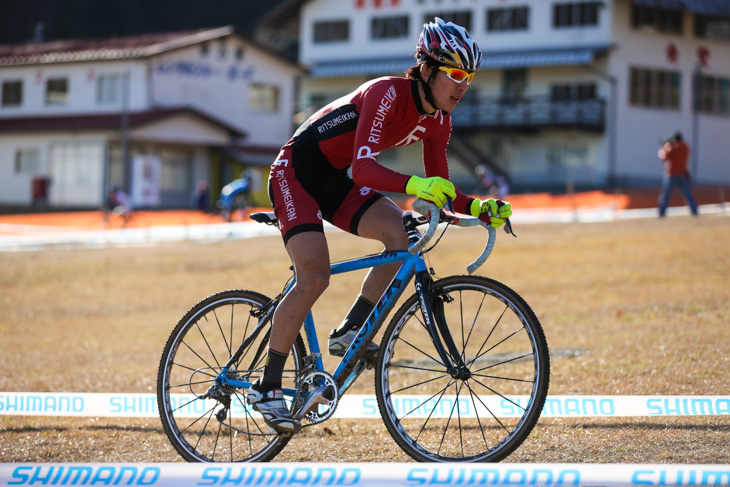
left=332, top=197, right=407, bottom=336
left=269, top=230, right=330, bottom=356
left=354, top=197, right=409, bottom=303
left=251, top=231, right=329, bottom=434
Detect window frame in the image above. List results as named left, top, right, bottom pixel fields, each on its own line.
left=249, top=83, right=280, bottom=113
left=314, top=19, right=350, bottom=43
left=696, top=74, right=730, bottom=117
left=15, top=148, right=40, bottom=175
left=553, top=2, right=602, bottom=29
left=632, top=4, right=683, bottom=34
left=629, top=66, right=681, bottom=111
left=550, top=82, right=597, bottom=101
left=45, top=77, right=69, bottom=105
left=1, top=80, right=23, bottom=107
left=371, top=15, right=410, bottom=40
left=96, top=73, right=122, bottom=104
left=425, top=11, right=473, bottom=32
left=695, top=14, right=730, bottom=42
left=487, top=6, right=529, bottom=32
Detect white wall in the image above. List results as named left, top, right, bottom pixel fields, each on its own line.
left=0, top=61, right=149, bottom=117
left=149, top=37, right=300, bottom=147
left=0, top=133, right=110, bottom=205
left=610, top=0, right=730, bottom=183
left=301, top=0, right=614, bottom=66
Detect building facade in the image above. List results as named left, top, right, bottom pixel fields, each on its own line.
left=288, top=0, right=730, bottom=191
left=0, top=26, right=301, bottom=208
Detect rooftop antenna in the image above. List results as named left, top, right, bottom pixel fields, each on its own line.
left=33, top=22, right=45, bottom=43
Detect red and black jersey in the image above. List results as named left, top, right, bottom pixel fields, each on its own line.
left=284, top=76, right=473, bottom=215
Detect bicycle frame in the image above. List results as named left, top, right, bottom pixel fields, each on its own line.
left=215, top=213, right=463, bottom=402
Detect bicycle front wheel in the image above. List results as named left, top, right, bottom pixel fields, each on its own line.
left=157, top=290, right=306, bottom=462
left=375, top=275, right=549, bottom=462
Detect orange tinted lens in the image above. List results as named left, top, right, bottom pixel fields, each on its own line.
left=440, top=66, right=473, bottom=84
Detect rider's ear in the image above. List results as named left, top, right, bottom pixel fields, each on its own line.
left=420, top=64, right=434, bottom=82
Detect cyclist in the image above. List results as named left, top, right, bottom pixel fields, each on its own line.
left=249, top=18, right=513, bottom=433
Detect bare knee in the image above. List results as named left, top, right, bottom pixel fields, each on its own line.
left=382, top=226, right=408, bottom=250
left=295, top=268, right=330, bottom=296
left=358, top=198, right=409, bottom=250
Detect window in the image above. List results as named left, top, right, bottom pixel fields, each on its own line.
left=45, top=77, right=68, bottom=105
left=501, top=68, right=528, bottom=101
left=160, top=149, right=191, bottom=192
left=632, top=5, right=683, bottom=34
left=695, top=15, right=730, bottom=42
left=372, top=15, right=409, bottom=40
left=551, top=82, right=597, bottom=101
left=96, top=74, right=122, bottom=104
left=425, top=11, right=472, bottom=31
left=696, top=74, right=730, bottom=116
left=629, top=67, right=680, bottom=110
left=249, top=84, right=279, bottom=113
left=314, top=20, right=350, bottom=43
left=15, top=148, right=40, bottom=174
left=553, top=2, right=601, bottom=28
left=2, top=80, right=23, bottom=107
left=487, top=7, right=529, bottom=32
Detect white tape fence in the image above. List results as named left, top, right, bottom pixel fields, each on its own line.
left=1, top=393, right=729, bottom=418
left=1, top=462, right=729, bottom=486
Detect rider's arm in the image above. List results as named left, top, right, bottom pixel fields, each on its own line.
left=349, top=81, right=412, bottom=193
left=422, top=115, right=475, bottom=215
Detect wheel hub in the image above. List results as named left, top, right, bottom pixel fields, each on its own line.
left=448, top=366, right=472, bottom=381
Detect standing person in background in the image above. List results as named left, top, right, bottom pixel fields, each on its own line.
left=657, top=131, right=698, bottom=217
left=194, top=180, right=210, bottom=212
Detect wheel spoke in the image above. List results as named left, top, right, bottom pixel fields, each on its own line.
left=158, top=291, right=303, bottom=462
left=377, top=276, right=549, bottom=462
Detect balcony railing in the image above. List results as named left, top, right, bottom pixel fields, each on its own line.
left=452, top=96, right=606, bottom=132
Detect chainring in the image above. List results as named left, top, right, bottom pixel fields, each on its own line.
left=295, top=370, right=339, bottom=425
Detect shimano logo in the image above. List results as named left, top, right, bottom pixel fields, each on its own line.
left=406, top=467, right=581, bottom=486
left=200, top=467, right=361, bottom=486
left=9, top=465, right=161, bottom=486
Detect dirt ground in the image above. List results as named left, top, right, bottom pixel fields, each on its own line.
left=0, top=210, right=728, bottom=463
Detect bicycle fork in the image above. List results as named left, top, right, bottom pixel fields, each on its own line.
left=414, top=271, right=467, bottom=374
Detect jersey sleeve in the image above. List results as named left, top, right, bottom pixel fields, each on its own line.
left=422, top=113, right=475, bottom=216
left=350, top=81, right=412, bottom=193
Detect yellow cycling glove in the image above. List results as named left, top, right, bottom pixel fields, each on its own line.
left=470, top=198, right=513, bottom=228
left=405, top=176, right=456, bottom=209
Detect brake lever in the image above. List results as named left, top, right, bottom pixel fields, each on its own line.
left=504, top=218, right=516, bottom=237
left=444, top=196, right=454, bottom=214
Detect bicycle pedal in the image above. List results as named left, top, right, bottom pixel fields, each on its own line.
left=272, top=427, right=294, bottom=438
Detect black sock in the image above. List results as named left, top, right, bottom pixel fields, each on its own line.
left=335, top=295, right=375, bottom=334
left=260, top=348, right=288, bottom=391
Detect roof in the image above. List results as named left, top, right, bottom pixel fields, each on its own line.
left=632, top=0, right=730, bottom=16
left=0, top=26, right=301, bottom=68
left=310, top=45, right=612, bottom=78
left=0, top=106, right=245, bottom=137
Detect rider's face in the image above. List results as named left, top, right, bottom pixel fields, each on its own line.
left=422, top=65, right=470, bottom=113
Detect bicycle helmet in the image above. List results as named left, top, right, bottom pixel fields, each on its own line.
left=417, top=17, right=482, bottom=73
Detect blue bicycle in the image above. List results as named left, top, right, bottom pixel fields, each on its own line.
left=157, top=199, right=550, bottom=462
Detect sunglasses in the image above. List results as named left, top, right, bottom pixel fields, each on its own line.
left=438, top=66, right=475, bottom=85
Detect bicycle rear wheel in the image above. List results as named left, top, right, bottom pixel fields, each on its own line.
left=157, top=289, right=306, bottom=462
left=375, top=275, right=549, bottom=462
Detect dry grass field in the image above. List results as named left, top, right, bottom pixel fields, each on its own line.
left=1, top=214, right=728, bottom=463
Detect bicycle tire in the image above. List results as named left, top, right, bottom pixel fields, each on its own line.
left=375, top=275, right=549, bottom=462
left=157, top=289, right=306, bottom=462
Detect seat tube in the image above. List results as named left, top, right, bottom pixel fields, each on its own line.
left=303, top=311, right=324, bottom=371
